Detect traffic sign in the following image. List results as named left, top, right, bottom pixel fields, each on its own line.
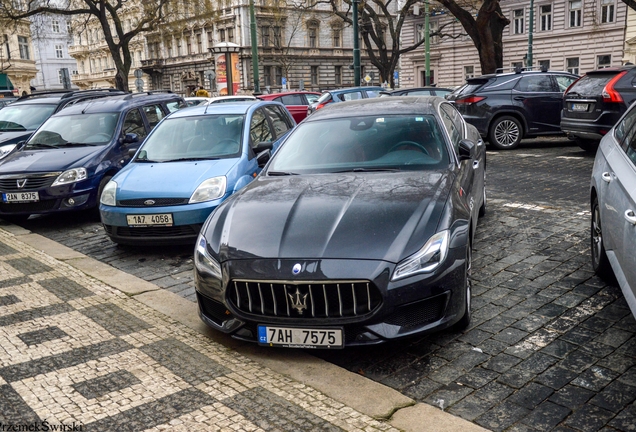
left=281, top=77, right=287, bottom=85
left=135, top=78, right=144, bottom=92
left=393, top=70, right=399, bottom=80
left=134, top=69, right=143, bottom=79
left=364, top=74, right=371, bottom=83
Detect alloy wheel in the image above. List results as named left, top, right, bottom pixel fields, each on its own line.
left=494, top=120, right=520, bottom=147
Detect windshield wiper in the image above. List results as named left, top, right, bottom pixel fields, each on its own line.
left=162, top=157, right=220, bottom=162
left=26, top=143, right=59, bottom=149
left=268, top=171, right=299, bottom=176
left=334, top=168, right=400, bottom=173
left=0, top=127, right=27, bottom=132
left=55, top=142, right=94, bottom=147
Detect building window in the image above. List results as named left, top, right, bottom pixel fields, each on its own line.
left=308, top=27, right=317, bottom=48
left=263, top=66, right=272, bottom=87
left=464, top=65, right=474, bottom=79
left=540, top=5, right=552, bottom=31
left=416, top=23, right=425, bottom=43
left=261, top=26, right=270, bottom=46
left=66, top=21, right=71, bottom=34
left=566, top=57, right=580, bottom=75
left=569, top=1, right=582, bottom=27
left=601, top=0, right=615, bottom=23
left=539, top=59, right=550, bottom=70
left=275, top=66, right=282, bottom=85
left=597, top=54, right=611, bottom=68
left=55, top=44, right=63, bottom=58
left=52, top=20, right=60, bottom=33
left=207, top=30, right=213, bottom=49
left=176, top=38, right=182, bottom=56
left=186, top=35, right=192, bottom=54
left=228, top=28, right=234, bottom=43
left=310, top=65, right=318, bottom=85
left=335, top=65, right=342, bottom=85
left=166, top=39, right=173, bottom=57
left=513, top=9, right=524, bottom=34
left=273, top=26, right=281, bottom=47
left=18, top=36, right=29, bottom=60
left=332, top=28, right=341, bottom=47
left=3, top=35, right=10, bottom=60
left=58, top=69, right=64, bottom=84
left=219, top=29, right=226, bottom=42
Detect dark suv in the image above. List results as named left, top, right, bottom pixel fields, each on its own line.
left=0, top=89, right=125, bottom=159
left=561, top=66, right=636, bottom=152
left=0, top=92, right=186, bottom=218
left=448, top=69, right=578, bottom=149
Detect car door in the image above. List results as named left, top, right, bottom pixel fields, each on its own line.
left=141, top=103, right=166, bottom=130
left=117, top=108, right=148, bottom=167
left=262, top=105, right=294, bottom=151
left=603, top=111, right=636, bottom=302
left=513, top=75, right=562, bottom=134
left=249, top=107, right=275, bottom=153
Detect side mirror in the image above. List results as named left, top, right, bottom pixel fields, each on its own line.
left=254, top=141, right=274, bottom=152
left=128, top=148, right=137, bottom=157
left=256, top=149, right=271, bottom=168
left=122, top=133, right=139, bottom=144
left=458, top=139, right=475, bottom=161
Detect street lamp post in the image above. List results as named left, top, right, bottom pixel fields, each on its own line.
left=527, top=0, right=534, bottom=69
left=249, top=0, right=261, bottom=94
left=425, top=0, right=430, bottom=86
left=352, top=0, right=361, bottom=86
left=210, top=42, right=241, bottom=96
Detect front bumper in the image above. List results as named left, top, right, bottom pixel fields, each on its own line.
left=0, top=178, right=99, bottom=215
left=194, top=248, right=468, bottom=347
left=100, top=199, right=223, bottom=245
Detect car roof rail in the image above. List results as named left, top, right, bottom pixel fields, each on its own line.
left=16, top=90, right=71, bottom=100
left=60, top=88, right=126, bottom=100
left=123, top=90, right=174, bottom=100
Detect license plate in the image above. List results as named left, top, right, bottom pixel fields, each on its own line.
left=126, top=213, right=173, bottom=227
left=3, top=192, right=39, bottom=202
left=258, top=325, right=344, bottom=349
left=571, top=103, right=588, bottom=112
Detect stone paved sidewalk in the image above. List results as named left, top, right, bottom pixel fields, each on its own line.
left=0, top=229, right=398, bottom=432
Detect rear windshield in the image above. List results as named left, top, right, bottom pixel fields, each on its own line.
left=269, top=114, right=450, bottom=174
left=455, top=81, right=488, bottom=96
left=566, top=74, right=617, bottom=96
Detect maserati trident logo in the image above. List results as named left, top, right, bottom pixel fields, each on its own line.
left=16, top=179, right=26, bottom=189
left=144, top=200, right=156, bottom=206
left=292, top=263, right=302, bottom=275
left=288, top=288, right=308, bottom=315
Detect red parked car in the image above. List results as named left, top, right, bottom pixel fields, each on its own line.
left=257, top=91, right=321, bottom=123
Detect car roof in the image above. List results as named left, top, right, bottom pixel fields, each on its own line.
left=208, top=95, right=256, bottom=101
left=166, top=100, right=272, bottom=118
left=305, top=96, right=443, bottom=121
left=469, top=70, right=578, bottom=81
left=328, top=86, right=384, bottom=94
left=382, top=87, right=453, bottom=94
left=53, top=92, right=184, bottom=115
left=259, top=91, right=321, bottom=99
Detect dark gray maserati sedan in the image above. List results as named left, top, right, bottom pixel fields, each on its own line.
left=194, top=96, right=486, bottom=348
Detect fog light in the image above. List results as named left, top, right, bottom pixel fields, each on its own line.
left=63, top=194, right=90, bottom=207
left=67, top=198, right=75, bottom=205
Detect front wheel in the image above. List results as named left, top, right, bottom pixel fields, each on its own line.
left=454, top=244, right=472, bottom=331
left=591, top=196, right=613, bottom=280
left=488, top=116, right=523, bottom=150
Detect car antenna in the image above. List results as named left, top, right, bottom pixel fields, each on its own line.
left=204, top=101, right=210, bottom=115
left=81, top=100, right=94, bottom=114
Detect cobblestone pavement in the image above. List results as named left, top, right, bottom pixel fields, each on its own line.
left=0, top=229, right=397, bottom=432
left=11, top=137, right=636, bottom=431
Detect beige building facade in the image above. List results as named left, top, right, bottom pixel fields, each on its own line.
left=1, top=18, right=37, bottom=95
left=400, top=0, right=628, bottom=89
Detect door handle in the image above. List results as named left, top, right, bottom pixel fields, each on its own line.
left=513, top=96, right=526, bottom=101
left=625, top=210, right=636, bottom=225
left=601, top=172, right=612, bottom=183
left=477, top=139, right=484, bottom=147
left=473, top=160, right=480, bottom=169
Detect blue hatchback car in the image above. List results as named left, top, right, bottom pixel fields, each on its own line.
left=99, top=100, right=296, bottom=245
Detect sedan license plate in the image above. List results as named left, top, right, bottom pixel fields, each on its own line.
left=571, top=103, right=589, bottom=112
left=126, top=214, right=173, bottom=227
left=3, top=192, right=39, bottom=203
left=258, top=325, right=344, bottom=349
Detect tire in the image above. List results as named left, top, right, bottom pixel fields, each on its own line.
left=488, top=116, right=523, bottom=150
left=94, top=175, right=113, bottom=217
left=454, top=243, right=472, bottom=331
left=576, top=138, right=600, bottom=153
left=591, top=196, right=614, bottom=280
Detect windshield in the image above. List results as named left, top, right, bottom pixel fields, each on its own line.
left=0, top=104, right=57, bottom=132
left=135, top=114, right=244, bottom=162
left=26, top=112, right=120, bottom=148
left=269, top=114, right=450, bottom=174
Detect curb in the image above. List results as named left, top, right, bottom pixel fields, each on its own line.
left=8, top=224, right=489, bottom=431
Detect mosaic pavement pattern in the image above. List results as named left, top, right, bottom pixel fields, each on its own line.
left=0, top=230, right=397, bottom=432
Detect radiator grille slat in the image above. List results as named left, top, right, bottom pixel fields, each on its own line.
left=228, top=280, right=382, bottom=319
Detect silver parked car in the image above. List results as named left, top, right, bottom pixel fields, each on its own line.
left=590, top=102, right=636, bottom=319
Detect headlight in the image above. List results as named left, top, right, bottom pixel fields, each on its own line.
left=52, top=168, right=87, bottom=186
left=100, top=180, right=117, bottom=206
left=194, top=234, right=222, bottom=279
left=392, top=230, right=450, bottom=281
left=189, top=176, right=226, bottom=203
left=0, top=144, right=16, bottom=160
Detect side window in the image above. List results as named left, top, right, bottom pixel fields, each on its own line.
left=617, top=106, right=636, bottom=157
left=306, top=94, right=320, bottom=104
left=250, top=109, right=273, bottom=146
left=142, top=104, right=165, bottom=129
left=555, top=75, right=577, bottom=92
left=122, top=109, right=147, bottom=140
left=166, top=100, right=187, bottom=112
left=439, top=104, right=463, bottom=152
left=365, top=90, right=380, bottom=98
left=516, top=75, right=556, bottom=92
left=341, top=92, right=363, bottom=101
left=264, top=105, right=291, bottom=137
left=280, top=94, right=304, bottom=105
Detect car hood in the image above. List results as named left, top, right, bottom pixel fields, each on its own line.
left=0, top=146, right=107, bottom=174
left=209, top=171, right=453, bottom=263
left=0, top=130, right=31, bottom=146
left=114, top=158, right=239, bottom=198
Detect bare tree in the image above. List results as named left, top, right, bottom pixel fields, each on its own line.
left=0, top=0, right=214, bottom=91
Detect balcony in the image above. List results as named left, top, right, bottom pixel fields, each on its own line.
left=68, top=45, right=89, bottom=56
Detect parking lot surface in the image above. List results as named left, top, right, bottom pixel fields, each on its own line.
left=13, top=137, right=636, bottom=431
